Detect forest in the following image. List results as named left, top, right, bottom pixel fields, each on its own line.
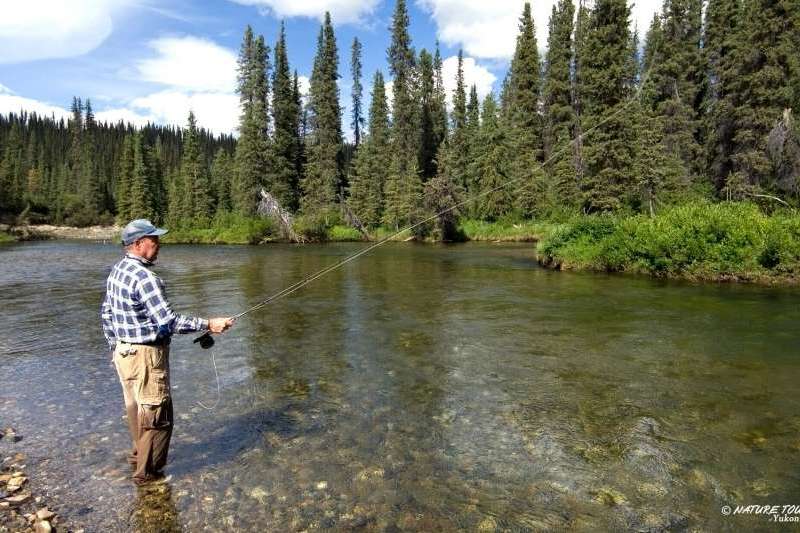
left=0, top=0, right=798, bottom=246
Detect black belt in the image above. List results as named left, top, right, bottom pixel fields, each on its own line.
left=133, top=337, right=171, bottom=347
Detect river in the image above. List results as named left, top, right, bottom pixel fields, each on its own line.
left=1, top=240, right=798, bottom=531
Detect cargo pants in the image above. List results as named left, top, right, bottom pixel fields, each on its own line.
left=113, top=341, right=173, bottom=484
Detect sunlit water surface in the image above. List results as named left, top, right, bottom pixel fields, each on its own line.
left=1, top=241, right=799, bottom=531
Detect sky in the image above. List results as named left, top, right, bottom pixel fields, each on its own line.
left=0, top=0, right=661, bottom=138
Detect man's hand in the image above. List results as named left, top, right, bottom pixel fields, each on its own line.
left=208, top=317, right=234, bottom=334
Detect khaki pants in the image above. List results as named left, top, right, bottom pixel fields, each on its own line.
left=113, top=342, right=173, bottom=484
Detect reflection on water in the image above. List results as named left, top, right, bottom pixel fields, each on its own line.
left=1, top=241, right=799, bottom=531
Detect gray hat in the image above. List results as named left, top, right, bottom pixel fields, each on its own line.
left=121, top=219, right=168, bottom=245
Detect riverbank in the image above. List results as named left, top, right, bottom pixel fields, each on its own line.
left=536, top=202, right=800, bottom=284
left=0, top=224, right=118, bottom=242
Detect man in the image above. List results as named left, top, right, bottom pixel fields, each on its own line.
left=100, top=219, right=233, bottom=485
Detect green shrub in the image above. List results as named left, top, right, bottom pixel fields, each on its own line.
left=328, top=225, right=365, bottom=241
left=537, top=201, right=800, bottom=280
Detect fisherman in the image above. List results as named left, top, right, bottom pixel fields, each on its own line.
left=100, top=219, right=233, bottom=485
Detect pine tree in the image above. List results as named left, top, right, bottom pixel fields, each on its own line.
left=579, top=0, right=639, bottom=211
left=302, top=12, right=342, bottom=217
left=348, top=71, right=391, bottom=227
left=271, top=22, right=299, bottom=210
left=351, top=37, right=364, bottom=148
left=432, top=43, right=448, bottom=156
left=542, top=0, right=578, bottom=205
left=67, top=97, right=83, bottom=195
left=448, top=50, right=469, bottom=190
left=233, top=26, right=270, bottom=215
left=572, top=0, right=591, bottom=186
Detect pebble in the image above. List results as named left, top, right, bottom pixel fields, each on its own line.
left=36, top=508, right=55, bottom=520
left=315, top=481, right=328, bottom=490
left=34, top=519, right=52, bottom=533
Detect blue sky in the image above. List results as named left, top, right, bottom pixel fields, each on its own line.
left=0, top=0, right=660, bottom=138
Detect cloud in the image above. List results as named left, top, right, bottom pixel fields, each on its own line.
left=136, top=37, right=239, bottom=93
left=297, top=76, right=311, bottom=97
left=441, top=55, right=496, bottom=109
left=229, top=0, right=381, bottom=24
left=0, top=84, right=70, bottom=120
left=417, top=0, right=661, bottom=60
left=0, top=0, right=115, bottom=64
left=130, top=90, right=240, bottom=135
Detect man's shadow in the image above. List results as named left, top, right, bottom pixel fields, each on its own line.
left=167, top=404, right=305, bottom=477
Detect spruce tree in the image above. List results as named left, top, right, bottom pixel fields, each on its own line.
left=211, top=148, right=233, bottom=213
left=418, top=49, right=438, bottom=181
left=181, top=111, right=212, bottom=223
left=129, top=133, right=155, bottom=221
left=470, top=93, right=512, bottom=220
left=80, top=99, right=101, bottom=217
left=727, top=0, right=798, bottom=196
left=233, top=26, right=270, bottom=215
left=116, top=134, right=134, bottom=223
left=432, top=43, right=448, bottom=156
left=579, top=0, right=639, bottom=211
left=383, top=0, right=423, bottom=229
left=542, top=0, right=578, bottom=205
left=348, top=71, right=391, bottom=227
left=271, top=22, right=299, bottom=210
left=351, top=37, right=364, bottom=148
left=302, top=12, right=342, bottom=217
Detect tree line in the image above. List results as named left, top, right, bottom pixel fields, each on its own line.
left=0, top=0, right=797, bottom=235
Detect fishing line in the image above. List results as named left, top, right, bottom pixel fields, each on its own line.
left=195, top=52, right=659, bottom=409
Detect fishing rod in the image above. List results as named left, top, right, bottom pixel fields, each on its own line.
left=193, top=59, right=657, bottom=351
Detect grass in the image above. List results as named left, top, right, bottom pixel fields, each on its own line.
left=0, top=232, right=16, bottom=244
left=161, top=212, right=275, bottom=244
left=536, top=201, right=800, bottom=282
left=458, top=219, right=554, bottom=242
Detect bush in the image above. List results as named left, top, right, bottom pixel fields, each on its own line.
left=328, top=225, right=365, bottom=241
left=537, top=201, right=800, bottom=280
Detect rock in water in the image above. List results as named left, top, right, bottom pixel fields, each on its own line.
left=34, top=520, right=52, bottom=533
left=36, top=508, right=55, bottom=520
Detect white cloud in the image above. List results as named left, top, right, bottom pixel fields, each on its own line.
left=297, top=75, right=311, bottom=97
left=441, top=55, right=496, bottom=109
left=130, top=90, right=241, bottom=135
left=136, top=37, right=239, bottom=93
left=94, top=108, right=156, bottom=128
left=417, top=0, right=661, bottom=60
left=0, top=84, right=70, bottom=120
left=0, top=0, right=115, bottom=63
left=229, top=0, right=380, bottom=24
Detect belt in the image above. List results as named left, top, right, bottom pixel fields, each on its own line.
left=119, top=337, right=171, bottom=348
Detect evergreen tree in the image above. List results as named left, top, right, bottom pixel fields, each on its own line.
left=384, top=0, right=423, bottom=229
left=80, top=99, right=102, bottom=216
left=470, top=93, right=512, bottom=220
left=271, top=22, right=299, bottom=210
left=542, top=0, right=578, bottom=204
left=234, top=26, right=270, bottom=215
left=432, top=43, right=448, bottom=156
left=181, top=111, right=212, bottom=223
left=418, top=49, right=438, bottom=181
left=351, top=37, right=364, bottom=148
left=643, top=0, right=704, bottom=187
left=448, top=50, right=469, bottom=191
left=464, top=84, right=481, bottom=202
left=703, top=0, right=743, bottom=191
left=211, top=148, right=233, bottom=213
left=505, top=2, right=544, bottom=216
left=302, top=12, right=342, bottom=216
left=129, top=133, right=155, bottom=221
left=572, top=0, right=592, bottom=186
left=579, top=0, right=639, bottom=211
left=727, top=0, right=798, bottom=196
left=348, top=71, right=391, bottom=227
left=116, top=134, right=134, bottom=223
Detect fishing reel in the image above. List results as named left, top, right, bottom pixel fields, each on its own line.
left=193, top=331, right=215, bottom=349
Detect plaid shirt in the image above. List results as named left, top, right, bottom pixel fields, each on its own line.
left=100, top=253, right=208, bottom=349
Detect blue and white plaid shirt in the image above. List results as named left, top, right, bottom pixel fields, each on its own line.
left=100, top=253, right=208, bottom=349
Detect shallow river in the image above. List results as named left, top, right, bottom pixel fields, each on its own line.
left=1, top=240, right=799, bottom=531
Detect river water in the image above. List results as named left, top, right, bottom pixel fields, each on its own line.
left=0, top=240, right=798, bottom=531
